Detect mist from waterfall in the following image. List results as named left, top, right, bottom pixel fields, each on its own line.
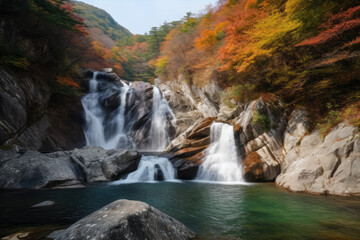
left=196, top=122, right=244, bottom=183
left=148, top=86, right=176, bottom=151
left=111, top=156, right=176, bottom=184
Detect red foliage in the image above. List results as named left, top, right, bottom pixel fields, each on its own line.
left=296, top=5, right=360, bottom=46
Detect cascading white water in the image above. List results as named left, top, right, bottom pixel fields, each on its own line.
left=111, top=156, right=176, bottom=183
left=196, top=122, right=244, bottom=182
left=147, top=86, right=176, bottom=151
left=82, top=72, right=106, bottom=146
left=81, top=72, right=134, bottom=149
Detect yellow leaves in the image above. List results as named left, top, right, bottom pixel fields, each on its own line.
left=249, top=11, right=301, bottom=50
left=154, top=56, right=168, bottom=74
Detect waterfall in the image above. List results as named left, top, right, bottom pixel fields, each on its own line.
left=147, top=86, right=176, bottom=151
left=196, top=122, right=244, bottom=183
left=111, top=156, right=176, bottom=184
left=81, top=72, right=135, bottom=149
left=82, top=72, right=175, bottom=151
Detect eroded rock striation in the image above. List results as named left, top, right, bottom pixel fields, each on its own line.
left=54, top=199, right=196, bottom=240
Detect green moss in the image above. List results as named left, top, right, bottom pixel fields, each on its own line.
left=253, top=111, right=271, bottom=132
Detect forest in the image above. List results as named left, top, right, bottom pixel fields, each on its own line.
left=1, top=0, right=359, bottom=134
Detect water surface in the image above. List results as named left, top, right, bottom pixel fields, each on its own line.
left=0, top=182, right=359, bottom=239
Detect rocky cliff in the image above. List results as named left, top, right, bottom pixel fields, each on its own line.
left=160, top=77, right=359, bottom=196
left=0, top=67, right=85, bottom=151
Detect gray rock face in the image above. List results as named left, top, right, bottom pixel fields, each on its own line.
left=234, top=98, right=288, bottom=181
left=0, top=150, right=83, bottom=189
left=157, top=76, right=220, bottom=138
left=0, top=67, right=86, bottom=151
left=55, top=199, right=196, bottom=240
left=276, top=115, right=360, bottom=196
left=70, top=146, right=141, bottom=182
left=0, top=147, right=141, bottom=189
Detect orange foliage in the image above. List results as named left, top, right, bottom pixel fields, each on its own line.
left=56, top=76, right=79, bottom=88
left=218, top=0, right=268, bottom=72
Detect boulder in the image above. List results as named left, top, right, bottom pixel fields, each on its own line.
left=276, top=122, right=360, bottom=196
left=54, top=199, right=196, bottom=240
left=0, top=150, right=83, bottom=189
left=32, top=200, right=55, bottom=207
left=0, top=147, right=142, bottom=189
left=96, top=72, right=120, bottom=82
left=69, top=147, right=141, bottom=182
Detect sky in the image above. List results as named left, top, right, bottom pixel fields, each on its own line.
left=79, top=0, right=219, bottom=34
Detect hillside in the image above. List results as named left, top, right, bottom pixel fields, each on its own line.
left=74, top=1, right=132, bottom=48
left=117, top=0, right=360, bottom=131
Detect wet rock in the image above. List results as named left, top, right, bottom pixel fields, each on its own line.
left=154, top=164, right=165, bottom=181
left=96, top=72, right=120, bottom=82
left=166, top=118, right=216, bottom=179
left=127, top=81, right=176, bottom=149
left=32, top=200, right=55, bottom=207
left=276, top=122, right=360, bottom=196
left=55, top=199, right=196, bottom=240
left=70, top=147, right=141, bottom=182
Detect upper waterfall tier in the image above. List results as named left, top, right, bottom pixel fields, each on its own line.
left=81, top=72, right=175, bottom=151
left=196, top=122, right=244, bottom=182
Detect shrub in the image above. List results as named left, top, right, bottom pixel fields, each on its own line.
left=253, top=111, right=271, bottom=132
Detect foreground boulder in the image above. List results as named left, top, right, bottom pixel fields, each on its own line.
left=54, top=199, right=196, bottom=240
left=276, top=121, right=360, bottom=196
left=0, top=146, right=141, bottom=189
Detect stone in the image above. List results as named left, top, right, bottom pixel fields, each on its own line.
left=70, top=147, right=141, bottom=183
left=157, top=76, right=220, bottom=138
left=55, top=200, right=196, bottom=240
left=276, top=122, right=360, bottom=196
left=166, top=118, right=217, bottom=179
left=235, top=98, right=288, bottom=182
left=0, top=150, right=83, bottom=189
left=32, top=200, right=55, bottom=207
left=0, top=147, right=142, bottom=189
left=47, top=230, right=66, bottom=239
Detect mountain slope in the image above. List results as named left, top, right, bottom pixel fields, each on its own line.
left=74, top=1, right=132, bottom=48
